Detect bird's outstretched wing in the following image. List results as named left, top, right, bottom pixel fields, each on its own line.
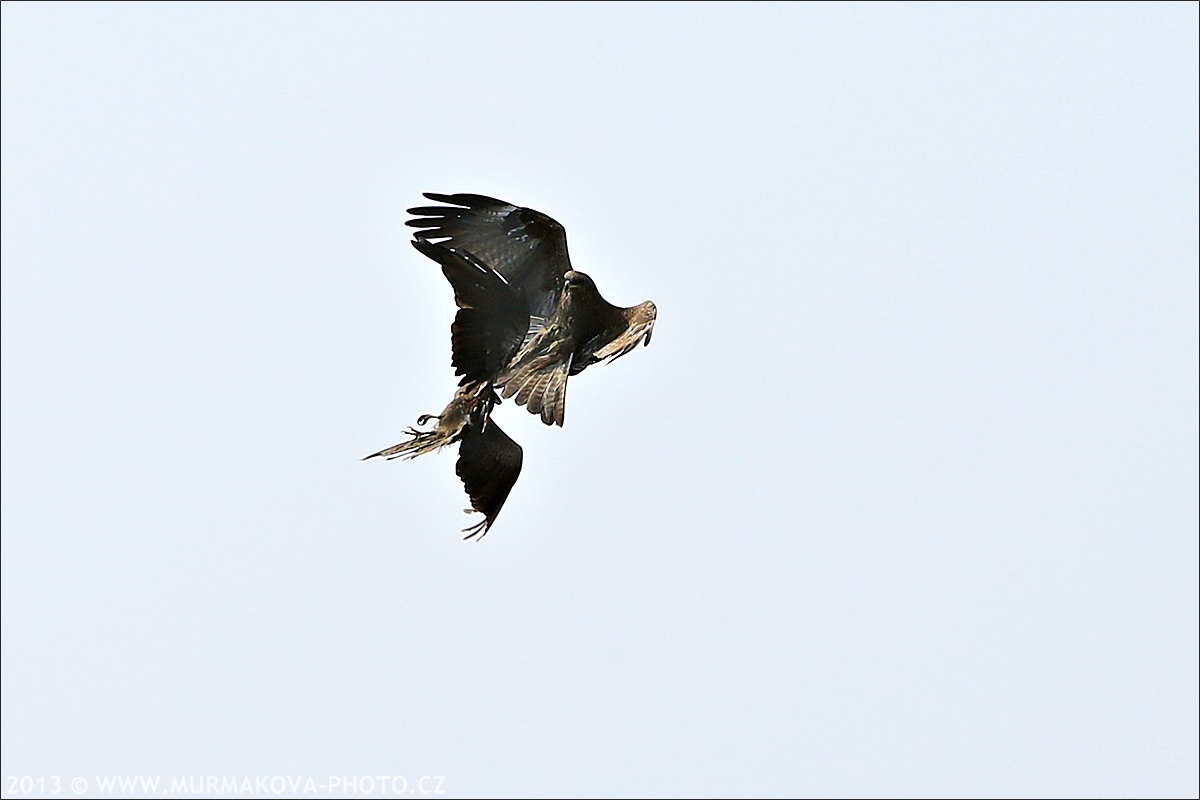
left=407, top=193, right=572, bottom=319
left=585, top=300, right=657, bottom=369
left=411, top=240, right=529, bottom=386
left=456, top=418, right=523, bottom=539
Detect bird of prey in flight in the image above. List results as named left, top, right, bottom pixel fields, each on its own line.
left=365, top=193, right=657, bottom=537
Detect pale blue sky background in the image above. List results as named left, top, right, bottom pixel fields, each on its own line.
left=2, top=3, right=1197, bottom=798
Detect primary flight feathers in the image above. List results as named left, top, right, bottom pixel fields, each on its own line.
left=366, top=193, right=657, bottom=537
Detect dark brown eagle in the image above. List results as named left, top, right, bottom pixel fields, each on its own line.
left=366, top=193, right=656, bottom=537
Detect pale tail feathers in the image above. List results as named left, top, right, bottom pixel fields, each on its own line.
left=361, top=422, right=451, bottom=461
left=539, top=367, right=568, bottom=427
left=520, top=315, right=548, bottom=349
left=499, top=356, right=569, bottom=427
left=363, top=382, right=492, bottom=461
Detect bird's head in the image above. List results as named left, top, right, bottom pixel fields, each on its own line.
left=561, top=270, right=601, bottom=307
left=563, top=270, right=595, bottom=291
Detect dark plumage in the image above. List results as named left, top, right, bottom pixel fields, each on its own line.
left=455, top=417, right=523, bottom=539
left=366, top=192, right=656, bottom=538
left=416, top=240, right=529, bottom=387
left=495, top=270, right=656, bottom=426
left=407, top=193, right=570, bottom=320
left=408, top=193, right=657, bottom=427
left=362, top=244, right=526, bottom=537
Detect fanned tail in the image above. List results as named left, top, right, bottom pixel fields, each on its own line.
left=362, top=421, right=448, bottom=461
left=498, top=355, right=569, bottom=427
left=363, top=382, right=494, bottom=461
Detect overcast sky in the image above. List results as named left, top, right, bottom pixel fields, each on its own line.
left=2, top=3, right=1197, bottom=798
